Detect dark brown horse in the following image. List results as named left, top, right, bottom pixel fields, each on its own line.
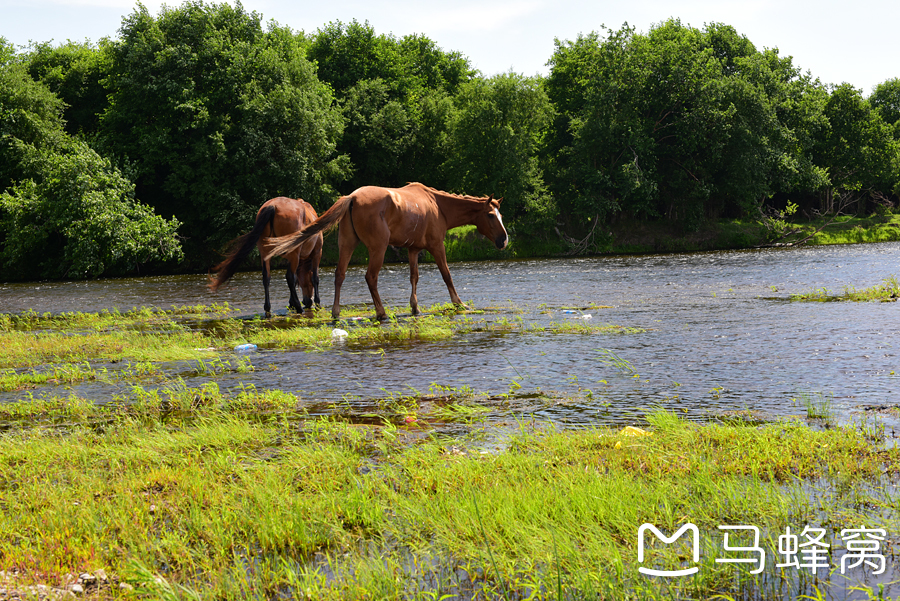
left=266, top=182, right=508, bottom=320
left=209, top=197, right=322, bottom=317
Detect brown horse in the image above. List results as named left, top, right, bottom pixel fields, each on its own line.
left=209, top=197, right=322, bottom=317
left=265, top=182, right=508, bottom=320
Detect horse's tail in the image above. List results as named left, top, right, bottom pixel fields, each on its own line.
left=208, top=205, right=277, bottom=292
left=264, top=195, right=352, bottom=260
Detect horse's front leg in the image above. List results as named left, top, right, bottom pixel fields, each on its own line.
left=429, top=243, right=466, bottom=308
left=408, top=248, right=421, bottom=315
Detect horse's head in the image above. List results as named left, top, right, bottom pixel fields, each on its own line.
left=474, top=195, right=509, bottom=250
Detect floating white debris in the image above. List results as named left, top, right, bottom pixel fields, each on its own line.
left=331, top=328, right=349, bottom=339
left=234, top=343, right=257, bottom=352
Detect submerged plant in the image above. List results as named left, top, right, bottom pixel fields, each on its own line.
left=596, top=347, right=638, bottom=375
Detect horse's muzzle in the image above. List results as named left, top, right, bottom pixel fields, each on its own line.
left=495, top=234, right=508, bottom=250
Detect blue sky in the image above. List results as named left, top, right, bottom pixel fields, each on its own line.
left=2, top=0, right=897, bottom=94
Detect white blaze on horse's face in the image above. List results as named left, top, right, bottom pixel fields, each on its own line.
left=491, top=206, right=509, bottom=250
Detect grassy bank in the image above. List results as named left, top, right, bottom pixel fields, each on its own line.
left=209, top=210, right=900, bottom=273
left=0, top=396, right=897, bottom=600
left=340, top=212, right=900, bottom=265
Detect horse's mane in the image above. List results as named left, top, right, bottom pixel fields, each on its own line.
left=408, top=182, right=491, bottom=203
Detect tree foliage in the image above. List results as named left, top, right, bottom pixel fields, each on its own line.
left=445, top=73, right=554, bottom=225
left=544, top=21, right=853, bottom=231
left=0, top=45, right=182, bottom=280
left=25, top=40, right=110, bottom=137
left=98, top=1, right=347, bottom=259
left=306, top=20, right=476, bottom=192
left=871, top=78, right=900, bottom=128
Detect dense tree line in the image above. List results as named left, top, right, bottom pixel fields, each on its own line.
left=1, top=1, right=898, bottom=280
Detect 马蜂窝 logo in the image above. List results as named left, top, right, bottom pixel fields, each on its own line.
left=637, top=523, right=700, bottom=576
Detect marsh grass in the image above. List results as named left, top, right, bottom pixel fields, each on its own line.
left=0, top=399, right=896, bottom=600
left=796, top=391, right=835, bottom=423
left=791, top=276, right=900, bottom=302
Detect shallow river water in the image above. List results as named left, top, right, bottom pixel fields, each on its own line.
left=2, top=241, right=900, bottom=430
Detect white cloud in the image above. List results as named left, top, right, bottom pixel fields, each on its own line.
left=403, top=0, right=545, bottom=32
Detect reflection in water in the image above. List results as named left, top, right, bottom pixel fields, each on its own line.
left=2, top=242, right=900, bottom=429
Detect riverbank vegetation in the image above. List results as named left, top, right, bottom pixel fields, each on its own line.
left=0, top=397, right=897, bottom=600
left=791, top=275, right=900, bottom=302
left=2, top=2, right=899, bottom=279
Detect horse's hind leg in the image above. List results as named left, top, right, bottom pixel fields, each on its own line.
left=286, top=252, right=304, bottom=313
left=262, top=258, right=272, bottom=318
left=311, top=245, right=322, bottom=307
left=332, top=224, right=358, bottom=319
left=297, top=258, right=313, bottom=310
left=364, top=240, right=390, bottom=320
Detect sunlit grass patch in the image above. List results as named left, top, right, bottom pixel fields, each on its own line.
left=791, top=276, right=900, bottom=302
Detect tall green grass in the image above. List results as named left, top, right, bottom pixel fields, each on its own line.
left=0, top=402, right=896, bottom=600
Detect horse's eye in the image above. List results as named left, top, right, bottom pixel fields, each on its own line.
left=488, top=213, right=496, bottom=219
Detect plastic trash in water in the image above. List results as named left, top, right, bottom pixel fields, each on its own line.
left=331, top=328, right=349, bottom=339
left=614, top=426, right=652, bottom=449
left=562, top=309, right=578, bottom=314
left=620, top=426, right=651, bottom=437
left=234, top=343, right=257, bottom=352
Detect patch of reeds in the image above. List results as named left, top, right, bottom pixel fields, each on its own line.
left=795, top=391, right=835, bottom=423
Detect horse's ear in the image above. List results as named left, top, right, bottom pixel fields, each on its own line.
left=496, top=197, right=504, bottom=205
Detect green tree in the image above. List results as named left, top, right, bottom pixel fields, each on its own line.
left=0, top=140, right=183, bottom=279
left=871, top=78, right=900, bottom=148
left=0, top=43, right=182, bottom=280
left=99, top=1, right=347, bottom=261
left=309, top=20, right=471, bottom=99
left=444, top=72, right=554, bottom=225
left=545, top=21, right=831, bottom=232
left=25, top=40, right=111, bottom=137
left=871, top=78, right=900, bottom=127
left=338, top=77, right=414, bottom=189
left=813, top=83, right=898, bottom=210
left=308, top=20, right=473, bottom=191
left=0, top=42, right=65, bottom=191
